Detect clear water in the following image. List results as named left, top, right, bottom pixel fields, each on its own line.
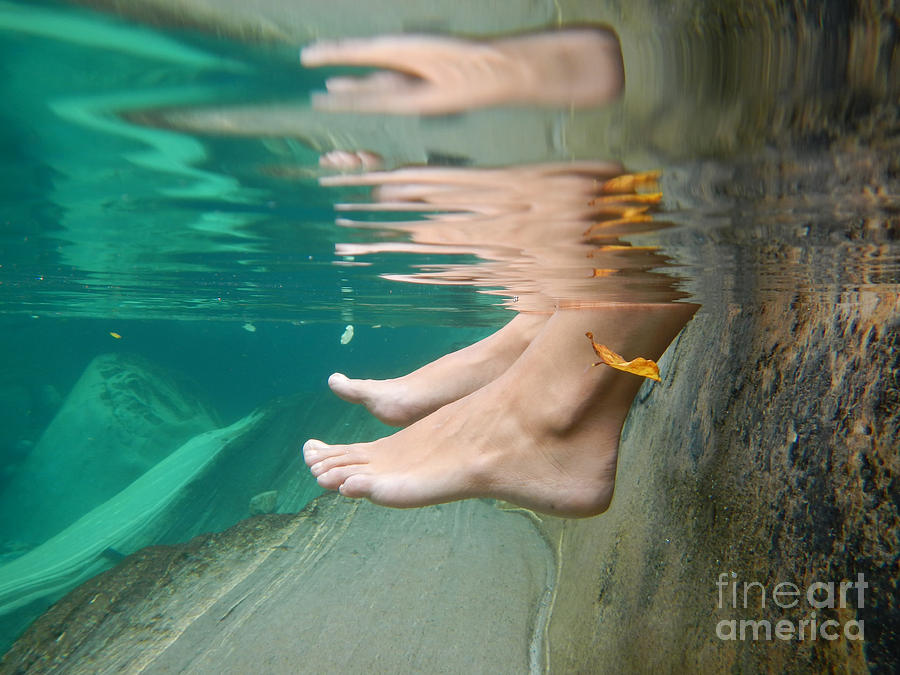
left=0, top=0, right=898, bottom=661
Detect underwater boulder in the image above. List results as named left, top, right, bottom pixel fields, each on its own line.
left=0, top=411, right=262, bottom=652
left=0, top=384, right=34, bottom=465
left=0, top=353, right=220, bottom=547
left=0, top=494, right=553, bottom=674
left=248, top=490, right=278, bottom=515
left=0, top=392, right=382, bottom=654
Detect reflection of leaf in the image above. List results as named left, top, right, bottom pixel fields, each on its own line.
left=597, top=170, right=661, bottom=194
left=583, top=212, right=654, bottom=236
left=589, top=192, right=662, bottom=206
left=585, top=332, right=660, bottom=381
left=592, top=244, right=660, bottom=252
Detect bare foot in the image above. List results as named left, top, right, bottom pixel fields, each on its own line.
left=301, top=28, right=624, bottom=114
left=304, top=303, right=697, bottom=517
left=328, top=313, right=548, bottom=426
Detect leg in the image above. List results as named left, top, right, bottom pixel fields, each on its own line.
left=328, top=312, right=548, bottom=426
left=304, top=303, right=697, bottom=517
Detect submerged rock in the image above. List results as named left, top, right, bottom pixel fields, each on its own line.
left=0, top=353, right=220, bottom=547
left=248, top=490, right=278, bottom=515
left=0, top=390, right=389, bottom=654
left=0, top=384, right=37, bottom=467
left=546, top=291, right=899, bottom=669
left=0, top=412, right=264, bottom=649
left=0, top=495, right=552, bottom=675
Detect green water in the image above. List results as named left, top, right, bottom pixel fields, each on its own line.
left=0, top=0, right=897, bottom=666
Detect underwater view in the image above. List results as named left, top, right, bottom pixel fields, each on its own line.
left=0, top=0, right=898, bottom=673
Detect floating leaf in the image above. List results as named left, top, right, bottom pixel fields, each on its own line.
left=585, top=332, right=660, bottom=381
left=109, top=332, right=122, bottom=339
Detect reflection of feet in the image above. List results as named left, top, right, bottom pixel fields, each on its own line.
left=301, top=28, right=624, bottom=114
left=328, top=313, right=548, bottom=426
left=319, top=150, right=382, bottom=171
left=304, top=303, right=697, bottom=517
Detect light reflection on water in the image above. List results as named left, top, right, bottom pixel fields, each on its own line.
left=0, top=0, right=897, bottom=324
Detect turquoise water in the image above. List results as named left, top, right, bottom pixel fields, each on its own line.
left=0, top=0, right=898, bottom=668
left=0, top=0, right=512, bottom=649
left=0, top=1, right=507, bottom=326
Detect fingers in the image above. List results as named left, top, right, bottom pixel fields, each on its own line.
left=301, top=35, right=467, bottom=69
left=324, top=71, right=417, bottom=95
left=311, top=87, right=464, bottom=115
left=302, top=36, right=478, bottom=114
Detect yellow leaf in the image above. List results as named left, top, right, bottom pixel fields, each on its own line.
left=589, top=192, right=662, bottom=206
left=593, top=244, right=659, bottom=252
left=583, top=213, right=654, bottom=237
left=585, top=332, right=660, bottom=382
left=109, top=332, right=122, bottom=339
left=597, top=170, right=661, bottom=194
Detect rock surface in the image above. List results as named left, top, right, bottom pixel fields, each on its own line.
left=0, top=353, right=220, bottom=547
left=547, top=292, right=898, bottom=673
left=1, top=495, right=553, bottom=675
left=248, top=490, right=278, bottom=516
left=0, top=388, right=385, bottom=655
left=545, top=148, right=899, bottom=673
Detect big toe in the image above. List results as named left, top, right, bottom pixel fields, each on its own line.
left=328, top=372, right=365, bottom=403
left=303, top=438, right=344, bottom=465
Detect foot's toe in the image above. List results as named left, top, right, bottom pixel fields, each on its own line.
left=339, top=473, right=375, bottom=498
left=302, top=438, right=349, bottom=465
left=328, top=372, right=365, bottom=403
left=327, top=371, right=349, bottom=389
left=318, top=464, right=368, bottom=491
left=310, top=447, right=370, bottom=477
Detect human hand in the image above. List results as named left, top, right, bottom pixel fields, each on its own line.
left=301, top=29, right=624, bottom=115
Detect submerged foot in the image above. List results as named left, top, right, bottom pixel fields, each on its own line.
left=328, top=312, right=547, bottom=426
left=304, top=383, right=619, bottom=517
left=305, top=304, right=697, bottom=517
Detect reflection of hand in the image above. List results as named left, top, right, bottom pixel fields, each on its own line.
left=301, top=29, right=624, bottom=115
